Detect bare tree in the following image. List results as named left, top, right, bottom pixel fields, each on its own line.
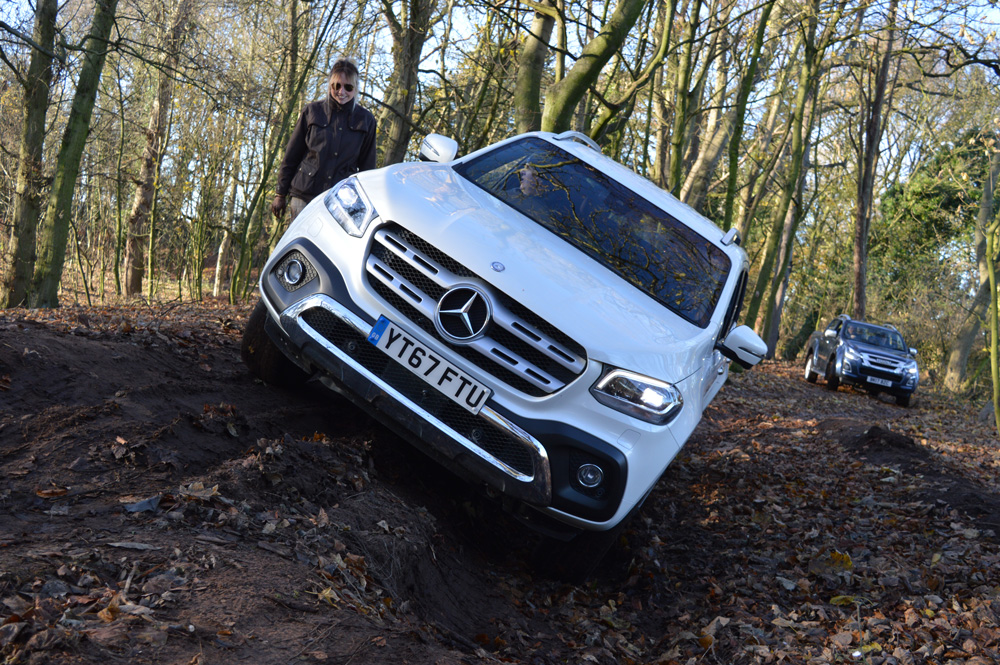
left=30, top=0, right=120, bottom=308
left=0, top=0, right=58, bottom=308
left=122, top=0, right=197, bottom=298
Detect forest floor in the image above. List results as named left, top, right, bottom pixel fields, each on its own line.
left=2, top=301, right=1000, bottom=665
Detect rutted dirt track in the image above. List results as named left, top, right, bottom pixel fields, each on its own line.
left=2, top=302, right=1000, bottom=665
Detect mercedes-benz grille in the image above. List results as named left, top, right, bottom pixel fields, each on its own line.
left=365, top=224, right=587, bottom=397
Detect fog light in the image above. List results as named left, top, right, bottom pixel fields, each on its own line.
left=284, top=259, right=305, bottom=285
left=577, top=463, right=604, bottom=488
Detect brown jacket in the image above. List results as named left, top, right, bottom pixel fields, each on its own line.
left=276, top=96, right=377, bottom=202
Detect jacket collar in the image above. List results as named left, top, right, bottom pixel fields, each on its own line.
left=324, top=94, right=368, bottom=130
left=324, top=94, right=355, bottom=118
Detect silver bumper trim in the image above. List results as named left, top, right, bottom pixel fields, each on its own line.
left=277, top=294, right=552, bottom=505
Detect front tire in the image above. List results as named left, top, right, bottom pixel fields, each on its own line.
left=804, top=353, right=818, bottom=383
left=824, top=360, right=840, bottom=390
left=533, top=522, right=628, bottom=584
left=896, top=392, right=912, bottom=407
left=241, top=300, right=308, bottom=387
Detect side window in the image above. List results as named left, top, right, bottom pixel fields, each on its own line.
left=826, top=319, right=841, bottom=334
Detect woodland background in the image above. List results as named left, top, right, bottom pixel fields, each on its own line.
left=1, top=0, right=999, bottom=409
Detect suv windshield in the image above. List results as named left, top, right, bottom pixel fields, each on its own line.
left=453, top=137, right=730, bottom=328
left=843, top=322, right=907, bottom=351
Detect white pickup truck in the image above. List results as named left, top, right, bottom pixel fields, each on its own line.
left=242, top=131, right=766, bottom=578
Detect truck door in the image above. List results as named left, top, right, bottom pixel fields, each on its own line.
left=817, top=318, right=842, bottom=365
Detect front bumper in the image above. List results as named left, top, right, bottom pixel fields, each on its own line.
left=266, top=292, right=554, bottom=506
left=838, top=355, right=917, bottom=395
left=259, top=234, right=635, bottom=528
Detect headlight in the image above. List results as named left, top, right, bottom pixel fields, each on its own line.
left=843, top=345, right=862, bottom=362
left=905, top=362, right=919, bottom=376
left=324, top=179, right=377, bottom=237
left=590, top=369, right=683, bottom=425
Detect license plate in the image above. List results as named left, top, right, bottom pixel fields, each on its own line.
left=867, top=376, right=892, bottom=387
left=367, top=316, right=492, bottom=414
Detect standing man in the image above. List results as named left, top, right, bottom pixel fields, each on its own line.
left=271, top=58, right=377, bottom=222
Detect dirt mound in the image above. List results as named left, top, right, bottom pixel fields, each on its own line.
left=4, top=307, right=1000, bottom=664
left=0, top=307, right=528, bottom=664
left=839, top=424, right=1000, bottom=543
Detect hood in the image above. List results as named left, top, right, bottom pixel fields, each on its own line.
left=843, top=338, right=915, bottom=360
left=356, top=163, right=722, bottom=384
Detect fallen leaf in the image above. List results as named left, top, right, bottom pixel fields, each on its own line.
left=106, top=542, right=161, bottom=551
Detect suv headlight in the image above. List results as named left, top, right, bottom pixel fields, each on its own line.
left=843, top=345, right=862, bottom=362
left=324, top=178, right=377, bottom=237
left=590, top=369, right=683, bottom=425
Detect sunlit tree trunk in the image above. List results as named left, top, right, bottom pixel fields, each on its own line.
left=761, top=131, right=814, bottom=354
left=123, top=0, right=195, bottom=298
left=0, top=0, right=58, bottom=308
left=379, top=0, right=440, bottom=165
left=30, top=0, right=120, bottom=308
left=851, top=0, right=899, bottom=321
left=514, top=0, right=555, bottom=134
left=945, top=146, right=1000, bottom=391
left=987, top=213, right=1000, bottom=435
left=666, top=0, right=703, bottom=195
left=589, top=0, right=675, bottom=143
left=721, top=0, right=776, bottom=231
left=540, top=0, right=646, bottom=133
left=743, top=0, right=846, bottom=334
left=734, top=62, right=792, bottom=244
left=264, top=0, right=303, bottom=252
left=230, top=3, right=338, bottom=302
left=679, top=32, right=730, bottom=212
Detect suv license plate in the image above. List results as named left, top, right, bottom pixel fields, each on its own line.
left=368, top=316, right=492, bottom=414
left=867, top=376, right=892, bottom=387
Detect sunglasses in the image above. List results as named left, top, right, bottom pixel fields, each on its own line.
left=332, top=82, right=355, bottom=92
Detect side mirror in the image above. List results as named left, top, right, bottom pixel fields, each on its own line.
left=823, top=329, right=837, bottom=338
left=909, top=347, right=918, bottom=357
left=418, top=134, right=459, bottom=163
left=718, top=325, right=767, bottom=369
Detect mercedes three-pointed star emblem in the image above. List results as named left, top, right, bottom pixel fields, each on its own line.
left=434, top=285, right=492, bottom=343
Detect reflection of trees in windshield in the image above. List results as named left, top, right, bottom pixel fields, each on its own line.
left=456, top=138, right=730, bottom=328
left=843, top=323, right=907, bottom=351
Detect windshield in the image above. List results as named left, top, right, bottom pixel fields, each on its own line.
left=843, top=322, right=907, bottom=352
left=453, top=137, right=731, bottom=328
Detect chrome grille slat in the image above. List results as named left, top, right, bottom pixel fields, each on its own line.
left=366, top=224, right=587, bottom=397
left=491, top=302, right=587, bottom=374
left=377, top=228, right=456, bottom=290
left=366, top=253, right=437, bottom=317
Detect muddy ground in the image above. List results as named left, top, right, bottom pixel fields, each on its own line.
left=2, top=302, right=1000, bottom=665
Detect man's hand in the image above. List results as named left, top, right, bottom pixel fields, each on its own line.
left=271, top=194, right=286, bottom=218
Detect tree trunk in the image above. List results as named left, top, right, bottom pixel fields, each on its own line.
left=589, top=0, right=676, bottom=143
left=230, top=4, right=338, bottom=302
left=760, top=134, right=813, bottom=355
left=986, top=214, right=1000, bottom=436
left=379, top=0, right=439, bottom=165
left=851, top=0, right=898, bottom=321
left=679, top=35, right=731, bottom=212
left=0, top=0, right=58, bottom=308
left=721, top=0, right=775, bottom=231
left=743, top=0, right=847, bottom=331
left=539, top=0, right=646, bottom=133
left=743, top=43, right=818, bottom=332
left=30, top=0, right=120, bottom=308
left=667, top=0, right=704, bottom=195
left=122, top=0, right=195, bottom=297
left=944, top=146, right=1000, bottom=392
left=514, top=1, right=555, bottom=134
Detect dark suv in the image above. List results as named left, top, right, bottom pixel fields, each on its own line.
left=803, top=315, right=919, bottom=407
